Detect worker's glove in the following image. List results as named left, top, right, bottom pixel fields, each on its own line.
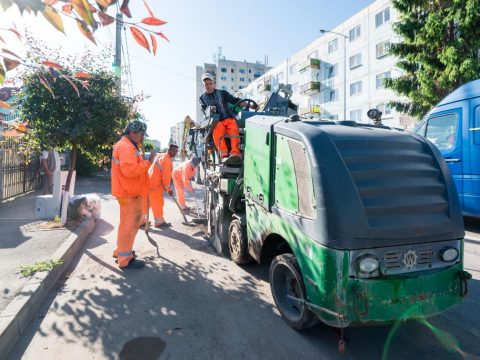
left=168, top=190, right=173, bottom=197
left=209, top=106, right=216, bottom=113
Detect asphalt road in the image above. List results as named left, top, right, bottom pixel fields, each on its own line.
left=7, top=178, right=480, bottom=359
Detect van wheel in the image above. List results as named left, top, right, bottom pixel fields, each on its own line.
left=228, top=219, right=252, bottom=264
left=269, top=254, right=317, bottom=330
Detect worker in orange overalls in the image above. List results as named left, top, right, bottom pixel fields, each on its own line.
left=143, top=143, right=179, bottom=228
left=199, top=73, right=257, bottom=165
left=111, top=120, right=151, bottom=269
left=172, top=156, right=201, bottom=211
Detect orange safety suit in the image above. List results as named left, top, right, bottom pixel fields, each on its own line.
left=213, top=118, right=241, bottom=159
left=111, top=136, right=150, bottom=267
left=143, top=153, right=173, bottom=224
left=172, top=160, right=196, bottom=208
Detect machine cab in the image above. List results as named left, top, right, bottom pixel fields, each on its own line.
left=415, top=79, right=480, bottom=218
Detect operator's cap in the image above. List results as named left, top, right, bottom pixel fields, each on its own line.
left=168, top=143, right=179, bottom=149
left=124, top=120, right=148, bottom=136
left=201, top=73, right=214, bottom=82
left=191, top=156, right=201, bottom=167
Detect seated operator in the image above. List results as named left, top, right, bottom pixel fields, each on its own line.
left=199, top=73, right=257, bottom=165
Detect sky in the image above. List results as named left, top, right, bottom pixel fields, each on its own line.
left=0, top=0, right=376, bottom=146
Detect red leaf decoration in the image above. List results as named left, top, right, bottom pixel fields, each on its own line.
left=62, top=3, right=72, bottom=14
left=143, top=0, right=154, bottom=17
left=156, top=32, right=170, bottom=42
left=141, top=17, right=166, bottom=26
left=130, top=26, right=150, bottom=52
left=75, top=72, right=92, bottom=78
left=98, top=12, right=115, bottom=26
left=120, top=0, right=131, bottom=18
left=150, top=34, right=157, bottom=56
left=42, top=60, right=63, bottom=70
left=76, top=19, right=96, bottom=44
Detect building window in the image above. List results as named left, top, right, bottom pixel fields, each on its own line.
left=231, top=77, right=234, bottom=81
left=254, top=70, right=262, bottom=78
left=239, top=85, right=244, bottom=89
left=376, top=41, right=391, bottom=59
left=239, top=69, right=245, bottom=74
left=377, top=103, right=392, bottom=116
left=349, top=26, right=361, bottom=41
left=308, top=50, right=318, bottom=59
left=240, top=77, right=245, bottom=82
left=329, top=89, right=339, bottom=102
left=350, top=81, right=363, bottom=95
left=326, top=63, right=338, bottom=78
left=328, top=38, right=338, bottom=53
left=376, top=71, right=391, bottom=89
left=221, top=86, right=227, bottom=90
left=375, top=7, right=390, bottom=28
left=349, top=53, right=362, bottom=69
left=350, top=109, right=362, bottom=122
left=231, top=68, right=235, bottom=73
left=220, top=76, right=227, bottom=81
left=248, top=69, right=252, bottom=73
left=220, top=67, right=227, bottom=73
left=289, top=62, right=298, bottom=75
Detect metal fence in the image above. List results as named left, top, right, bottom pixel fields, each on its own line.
left=0, top=137, right=41, bottom=202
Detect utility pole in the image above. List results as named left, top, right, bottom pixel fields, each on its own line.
left=113, top=12, right=123, bottom=94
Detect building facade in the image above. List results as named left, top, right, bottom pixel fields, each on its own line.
left=239, top=0, right=416, bottom=128
left=195, top=58, right=270, bottom=123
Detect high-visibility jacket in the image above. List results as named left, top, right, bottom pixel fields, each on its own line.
left=149, top=153, right=173, bottom=192
left=172, top=160, right=195, bottom=191
left=111, top=136, right=150, bottom=198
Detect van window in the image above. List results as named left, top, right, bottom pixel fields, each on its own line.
left=475, top=106, right=480, bottom=145
left=425, top=113, right=458, bottom=151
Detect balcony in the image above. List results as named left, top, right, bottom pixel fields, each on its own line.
left=300, top=81, right=320, bottom=95
left=299, top=58, right=320, bottom=72
left=299, top=105, right=321, bottom=115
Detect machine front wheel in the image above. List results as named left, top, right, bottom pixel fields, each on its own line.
left=269, top=254, right=317, bottom=330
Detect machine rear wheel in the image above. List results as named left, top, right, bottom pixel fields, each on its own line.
left=269, top=254, right=316, bottom=330
left=228, top=219, right=252, bottom=264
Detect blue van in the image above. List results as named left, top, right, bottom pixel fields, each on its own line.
left=415, top=79, right=480, bottom=218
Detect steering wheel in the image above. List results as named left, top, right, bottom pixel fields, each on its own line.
left=232, top=98, right=259, bottom=113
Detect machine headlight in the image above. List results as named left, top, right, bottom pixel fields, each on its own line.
left=358, top=256, right=379, bottom=273
left=440, top=247, right=459, bottom=262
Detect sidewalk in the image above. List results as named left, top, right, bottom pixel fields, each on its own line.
left=0, top=177, right=100, bottom=355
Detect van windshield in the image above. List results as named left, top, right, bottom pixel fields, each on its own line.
left=425, top=113, right=458, bottom=151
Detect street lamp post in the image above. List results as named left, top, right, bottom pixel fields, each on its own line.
left=320, top=29, right=348, bottom=120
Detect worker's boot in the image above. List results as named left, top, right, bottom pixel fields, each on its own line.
left=223, top=155, right=242, bottom=166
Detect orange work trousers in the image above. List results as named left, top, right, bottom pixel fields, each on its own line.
left=173, top=173, right=187, bottom=208
left=213, top=117, right=241, bottom=158
left=114, top=196, right=142, bottom=267
left=142, top=189, right=165, bottom=223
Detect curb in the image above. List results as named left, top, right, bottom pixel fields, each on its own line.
left=0, top=217, right=96, bottom=357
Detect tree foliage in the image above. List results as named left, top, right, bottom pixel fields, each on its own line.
left=386, top=0, right=480, bottom=118
left=18, top=48, right=134, bottom=190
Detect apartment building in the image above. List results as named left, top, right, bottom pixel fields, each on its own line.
left=195, top=58, right=270, bottom=123
left=239, top=0, right=416, bottom=128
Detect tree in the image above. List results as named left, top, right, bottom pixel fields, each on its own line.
left=386, top=0, right=480, bottom=118
left=18, top=55, right=134, bottom=193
